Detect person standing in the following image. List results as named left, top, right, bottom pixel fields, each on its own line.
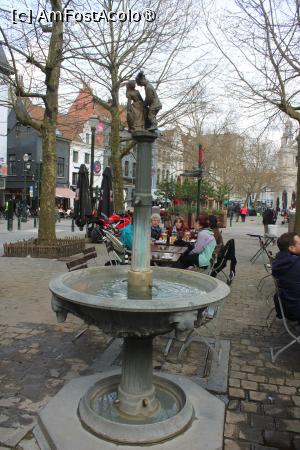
left=228, top=206, right=234, bottom=227
left=262, top=207, right=275, bottom=234
left=234, top=204, right=241, bottom=222
left=240, top=205, right=248, bottom=223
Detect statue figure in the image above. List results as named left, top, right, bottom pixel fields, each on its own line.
left=135, top=71, right=162, bottom=131
left=126, top=80, right=145, bottom=131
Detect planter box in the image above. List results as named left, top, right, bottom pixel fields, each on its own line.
left=3, top=237, right=85, bottom=258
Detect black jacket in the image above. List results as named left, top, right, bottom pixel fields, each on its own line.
left=272, top=251, right=300, bottom=320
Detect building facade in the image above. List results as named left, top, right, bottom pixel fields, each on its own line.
left=6, top=111, right=71, bottom=208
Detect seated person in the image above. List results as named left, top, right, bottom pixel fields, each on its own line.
left=209, top=214, right=223, bottom=251
left=151, top=213, right=162, bottom=240
left=176, top=214, right=216, bottom=269
left=272, top=232, right=300, bottom=321
left=119, top=222, right=133, bottom=250
left=173, top=217, right=189, bottom=239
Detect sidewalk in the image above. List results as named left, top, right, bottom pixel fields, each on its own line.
left=0, top=217, right=299, bottom=449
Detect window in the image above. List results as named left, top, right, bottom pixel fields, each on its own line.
left=72, top=172, right=78, bottom=186
left=57, top=157, right=64, bottom=177
left=86, top=133, right=90, bottom=144
left=8, top=154, right=16, bottom=175
left=15, top=123, right=21, bottom=138
left=73, top=151, right=78, bottom=163
left=85, top=153, right=90, bottom=164
left=162, top=169, right=165, bottom=179
left=166, top=170, right=170, bottom=180
left=132, top=162, right=136, bottom=178
left=124, top=160, right=129, bottom=177
left=157, top=168, right=160, bottom=184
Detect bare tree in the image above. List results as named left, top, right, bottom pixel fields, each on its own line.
left=0, top=0, right=66, bottom=243
left=68, top=0, right=213, bottom=210
left=203, top=0, right=300, bottom=231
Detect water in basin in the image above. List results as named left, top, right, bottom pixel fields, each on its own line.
left=68, top=276, right=206, bottom=300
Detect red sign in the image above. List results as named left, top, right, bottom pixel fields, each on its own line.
left=198, top=145, right=205, bottom=165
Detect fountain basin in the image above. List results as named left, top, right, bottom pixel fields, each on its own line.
left=50, top=266, right=230, bottom=337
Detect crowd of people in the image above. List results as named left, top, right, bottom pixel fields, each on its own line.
left=120, top=211, right=225, bottom=271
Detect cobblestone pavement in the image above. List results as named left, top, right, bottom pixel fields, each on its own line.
left=0, top=217, right=300, bottom=449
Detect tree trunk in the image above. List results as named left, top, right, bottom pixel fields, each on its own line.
left=37, top=1, right=63, bottom=243
left=38, top=125, right=57, bottom=242
left=111, top=106, right=124, bottom=212
left=294, top=134, right=300, bottom=234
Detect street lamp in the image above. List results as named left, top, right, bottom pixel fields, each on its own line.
left=89, top=114, right=98, bottom=209
left=196, top=145, right=205, bottom=217
left=22, top=153, right=30, bottom=222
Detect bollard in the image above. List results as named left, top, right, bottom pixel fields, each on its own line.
left=18, top=216, right=21, bottom=230
left=71, top=217, right=75, bottom=232
left=34, top=216, right=37, bottom=228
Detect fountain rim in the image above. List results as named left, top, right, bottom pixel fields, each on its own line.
left=49, top=266, right=230, bottom=313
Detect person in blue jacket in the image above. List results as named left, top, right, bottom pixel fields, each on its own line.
left=272, top=232, right=300, bottom=320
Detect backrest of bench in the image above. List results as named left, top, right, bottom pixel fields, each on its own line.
left=66, top=256, right=88, bottom=271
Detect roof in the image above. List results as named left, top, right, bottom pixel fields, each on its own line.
left=24, top=88, right=126, bottom=145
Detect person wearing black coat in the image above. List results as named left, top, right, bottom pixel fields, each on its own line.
left=262, top=207, right=276, bottom=233
left=272, top=232, right=300, bottom=321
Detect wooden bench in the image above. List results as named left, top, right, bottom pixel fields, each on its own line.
left=66, top=247, right=98, bottom=271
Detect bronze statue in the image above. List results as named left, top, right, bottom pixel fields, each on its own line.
left=135, top=71, right=162, bottom=131
left=126, top=80, right=145, bottom=131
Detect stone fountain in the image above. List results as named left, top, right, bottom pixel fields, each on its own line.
left=34, top=77, right=230, bottom=450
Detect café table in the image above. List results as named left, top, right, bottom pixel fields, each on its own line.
left=151, top=243, right=190, bottom=255
left=151, top=243, right=189, bottom=266
left=247, top=233, right=277, bottom=263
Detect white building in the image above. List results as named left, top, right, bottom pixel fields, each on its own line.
left=0, top=45, right=13, bottom=206
left=273, top=120, right=297, bottom=210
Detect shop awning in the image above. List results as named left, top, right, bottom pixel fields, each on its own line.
left=55, top=187, right=76, bottom=199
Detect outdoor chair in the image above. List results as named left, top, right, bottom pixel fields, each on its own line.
left=257, top=250, right=275, bottom=292
left=269, top=278, right=300, bottom=363
left=102, top=228, right=131, bottom=266
left=210, top=239, right=237, bottom=286
left=164, top=300, right=225, bottom=362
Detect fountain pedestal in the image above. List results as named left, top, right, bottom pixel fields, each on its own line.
left=118, top=337, right=158, bottom=416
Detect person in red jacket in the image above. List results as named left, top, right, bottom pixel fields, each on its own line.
left=240, top=205, right=248, bottom=222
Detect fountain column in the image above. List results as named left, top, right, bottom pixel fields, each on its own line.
left=127, top=130, right=157, bottom=300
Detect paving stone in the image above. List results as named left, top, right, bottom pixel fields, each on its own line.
left=263, top=430, right=293, bottom=449
left=224, top=423, right=238, bottom=439
left=250, top=414, right=275, bottom=430
left=0, top=425, right=32, bottom=447
left=286, top=379, right=300, bottom=388
left=241, top=380, right=258, bottom=390
left=224, top=439, right=251, bottom=450
left=0, top=397, right=21, bottom=407
left=229, top=378, right=241, bottom=388
left=289, top=407, right=300, bottom=419
left=249, top=391, right=268, bottom=402
left=228, top=400, right=240, bottom=411
left=231, top=371, right=247, bottom=380
left=17, top=436, right=41, bottom=450
left=259, top=383, right=278, bottom=393
left=293, top=436, right=300, bottom=450
left=263, top=404, right=288, bottom=417
left=268, top=377, right=284, bottom=385
left=0, top=416, right=8, bottom=425
left=279, top=386, right=297, bottom=395
left=277, top=419, right=300, bottom=433
left=247, top=374, right=266, bottom=383
left=229, top=388, right=245, bottom=399
left=238, top=426, right=264, bottom=444
left=292, top=396, right=300, bottom=406
left=226, top=411, right=247, bottom=424
left=240, top=401, right=260, bottom=413
left=247, top=346, right=260, bottom=353
left=241, top=365, right=256, bottom=373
